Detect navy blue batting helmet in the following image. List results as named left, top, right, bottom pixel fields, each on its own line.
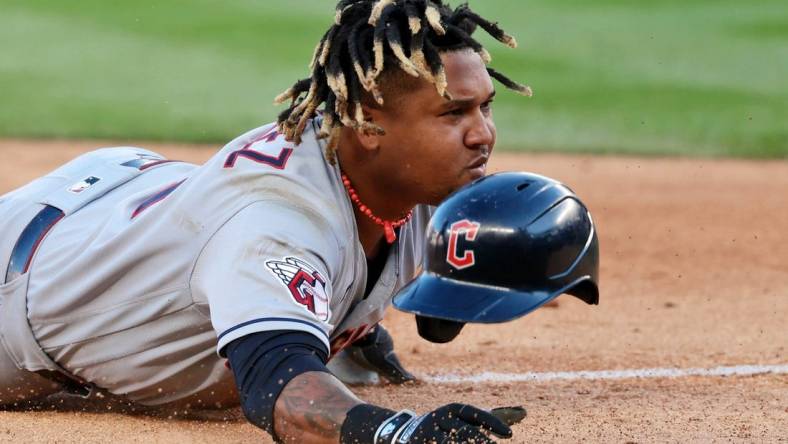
left=393, top=172, right=599, bottom=323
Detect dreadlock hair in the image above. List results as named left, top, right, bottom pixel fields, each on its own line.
left=275, top=0, right=532, bottom=164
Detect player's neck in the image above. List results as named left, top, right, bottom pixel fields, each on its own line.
left=354, top=211, right=389, bottom=258
left=342, top=177, right=413, bottom=257
left=337, top=134, right=416, bottom=257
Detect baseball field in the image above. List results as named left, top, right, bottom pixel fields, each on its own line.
left=1, top=0, right=786, bottom=442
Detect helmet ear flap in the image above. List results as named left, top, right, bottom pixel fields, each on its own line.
left=416, top=315, right=465, bottom=343
left=562, top=225, right=599, bottom=305
left=566, top=279, right=599, bottom=305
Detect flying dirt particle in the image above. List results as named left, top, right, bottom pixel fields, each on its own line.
left=664, top=301, right=676, bottom=308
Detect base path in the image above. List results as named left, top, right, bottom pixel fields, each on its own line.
left=429, top=364, right=788, bottom=384
left=0, top=139, right=786, bottom=443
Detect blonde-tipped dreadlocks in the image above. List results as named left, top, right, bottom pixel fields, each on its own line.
left=275, top=0, right=532, bottom=164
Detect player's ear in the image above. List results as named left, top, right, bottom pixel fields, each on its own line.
left=353, top=105, right=384, bottom=152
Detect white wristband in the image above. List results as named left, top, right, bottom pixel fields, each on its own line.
left=373, top=409, right=417, bottom=444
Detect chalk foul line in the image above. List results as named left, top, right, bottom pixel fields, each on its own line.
left=425, top=364, right=788, bottom=384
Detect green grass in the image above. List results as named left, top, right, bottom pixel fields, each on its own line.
left=0, top=0, right=786, bottom=157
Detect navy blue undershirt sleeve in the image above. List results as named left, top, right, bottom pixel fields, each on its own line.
left=224, top=330, right=331, bottom=437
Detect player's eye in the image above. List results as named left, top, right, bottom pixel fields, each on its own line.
left=481, top=100, right=494, bottom=113
left=441, top=108, right=464, bottom=117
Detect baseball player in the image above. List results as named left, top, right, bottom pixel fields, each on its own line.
left=0, top=1, right=540, bottom=443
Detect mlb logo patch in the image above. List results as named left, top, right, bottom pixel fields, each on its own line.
left=68, top=176, right=101, bottom=194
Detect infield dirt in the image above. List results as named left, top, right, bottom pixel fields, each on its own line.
left=0, top=140, right=785, bottom=443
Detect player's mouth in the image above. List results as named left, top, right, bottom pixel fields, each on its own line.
left=466, top=155, right=489, bottom=179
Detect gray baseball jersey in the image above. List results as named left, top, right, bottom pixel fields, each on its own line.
left=0, top=120, right=431, bottom=406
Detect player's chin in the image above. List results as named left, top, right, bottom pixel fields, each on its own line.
left=466, top=163, right=487, bottom=181
left=431, top=171, right=484, bottom=204
left=457, top=164, right=487, bottom=187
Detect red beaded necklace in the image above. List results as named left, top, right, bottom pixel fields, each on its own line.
left=341, top=173, right=412, bottom=244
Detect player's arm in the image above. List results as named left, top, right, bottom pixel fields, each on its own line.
left=225, top=330, right=358, bottom=443
left=225, top=330, right=361, bottom=443
left=268, top=362, right=520, bottom=444
left=273, top=372, right=519, bottom=443
left=226, top=331, right=522, bottom=443
left=273, top=373, right=526, bottom=443
left=273, top=371, right=361, bottom=443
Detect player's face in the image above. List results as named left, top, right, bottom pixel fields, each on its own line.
left=374, top=49, right=497, bottom=205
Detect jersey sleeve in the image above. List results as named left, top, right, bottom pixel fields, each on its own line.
left=191, top=201, right=341, bottom=356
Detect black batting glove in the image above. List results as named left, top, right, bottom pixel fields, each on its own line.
left=352, top=324, right=416, bottom=384
left=341, top=403, right=518, bottom=444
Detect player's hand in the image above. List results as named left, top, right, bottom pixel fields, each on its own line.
left=352, top=324, right=416, bottom=384
left=341, top=403, right=523, bottom=443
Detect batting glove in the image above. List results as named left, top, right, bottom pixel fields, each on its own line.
left=341, top=403, right=525, bottom=443
left=349, top=324, right=416, bottom=384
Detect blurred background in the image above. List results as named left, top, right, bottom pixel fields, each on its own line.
left=1, top=0, right=786, bottom=157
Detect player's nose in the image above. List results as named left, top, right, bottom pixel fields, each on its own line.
left=465, top=113, right=495, bottom=149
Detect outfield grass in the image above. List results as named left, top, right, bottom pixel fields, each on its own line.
left=0, top=0, right=786, bottom=157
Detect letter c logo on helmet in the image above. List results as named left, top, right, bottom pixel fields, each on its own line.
left=446, top=220, right=481, bottom=270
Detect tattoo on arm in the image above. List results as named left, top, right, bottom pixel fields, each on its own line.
left=274, top=371, right=363, bottom=444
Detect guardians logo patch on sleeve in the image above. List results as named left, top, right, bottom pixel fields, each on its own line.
left=265, top=256, right=331, bottom=322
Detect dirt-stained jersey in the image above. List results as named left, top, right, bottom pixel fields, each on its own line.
left=0, top=120, right=430, bottom=405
